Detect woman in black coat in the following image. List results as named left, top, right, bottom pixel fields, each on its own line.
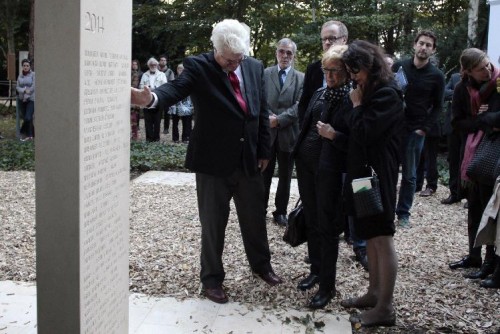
left=292, top=45, right=351, bottom=305
left=340, top=40, right=404, bottom=327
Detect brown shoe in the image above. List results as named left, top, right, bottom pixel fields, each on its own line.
left=254, top=271, right=283, bottom=287
left=203, top=286, right=228, bottom=304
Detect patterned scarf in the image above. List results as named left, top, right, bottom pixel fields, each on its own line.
left=322, top=84, right=350, bottom=102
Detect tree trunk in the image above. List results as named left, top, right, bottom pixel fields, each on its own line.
left=29, top=0, right=35, bottom=64
left=468, top=0, right=479, bottom=47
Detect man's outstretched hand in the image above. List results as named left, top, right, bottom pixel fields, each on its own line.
left=131, top=86, right=152, bottom=107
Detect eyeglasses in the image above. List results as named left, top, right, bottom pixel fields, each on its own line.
left=321, top=67, right=344, bottom=74
left=320, top=36, right=345, bottom=44
left=217, top=50, right=247, bottom=65
left=277, top=49, right=294, bottom=57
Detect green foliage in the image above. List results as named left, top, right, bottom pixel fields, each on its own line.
left=0, top=139, right=35, bottom=171
left=129, top=141, right=188, bottom=172
left=130, top=0, right=488, bottom=76
left=438, top=153, right=449, bottom=186
left=0, top=139, right=188, bottom=172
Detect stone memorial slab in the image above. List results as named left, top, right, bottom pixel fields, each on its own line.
left=35, top=1, right=131, bottom=333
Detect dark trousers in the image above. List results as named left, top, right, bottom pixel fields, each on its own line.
left=19, top=100, right=35, bottom=137
left=196, top=170, right=272, bottom=288
left=163, top=108, right=170, bottom=131
left=295, top=157, right=321, bottom=275
left=263, top=137, right=294, bottom=215
left=468, top=183, right=496, bottom=260
left=172, top=115, right=193, bottom=142
left=416, top=136, right=439, bottom=191
left=317, top=168, right=343, bottom=292
left=144, top=108, right=161, bottom=142
left=447, top=132, right=465, bottom=199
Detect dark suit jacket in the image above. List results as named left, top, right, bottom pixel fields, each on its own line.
left=263, top=66, right=304, bottom=152
left=298, top=60, right=324, bottom=128
left=153, top=52, right=271, bottom=177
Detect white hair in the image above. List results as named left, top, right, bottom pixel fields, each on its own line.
left=147, top=57, right=158, bottom=66
left=210, top=19, right=249, bottom=56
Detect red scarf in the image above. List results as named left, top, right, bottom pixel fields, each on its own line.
left=467, top=64, right=500, bottom=115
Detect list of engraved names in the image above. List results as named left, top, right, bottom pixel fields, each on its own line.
left=81, top=48, right=129, bottom=333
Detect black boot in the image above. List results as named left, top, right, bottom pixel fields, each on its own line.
left=480, top=261, right=500, bottom=289
left=464, top=259, right=496, bottom=279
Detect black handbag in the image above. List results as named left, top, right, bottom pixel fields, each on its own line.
left=352, top=166, right=384, bottom=219
left=466, top=132, right=500, bottom=185
left=283, top=199, right=307, bottom=247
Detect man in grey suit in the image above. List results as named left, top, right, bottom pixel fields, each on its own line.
left=263, top=38, right=304, bottom=226
left=131, top=19, right=283, bottom=304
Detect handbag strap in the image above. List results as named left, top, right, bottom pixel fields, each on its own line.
left=294, top=198, right=302, bottom=209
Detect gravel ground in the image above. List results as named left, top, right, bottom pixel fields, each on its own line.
left=1, top=169, right=499, bottom=333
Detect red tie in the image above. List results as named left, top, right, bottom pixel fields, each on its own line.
left=228, top=71, right=248, bottom=114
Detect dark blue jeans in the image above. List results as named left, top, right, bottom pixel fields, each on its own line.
left=19, top=100, right=35, bottom=137
left=396, top=131, right=425, bottom=219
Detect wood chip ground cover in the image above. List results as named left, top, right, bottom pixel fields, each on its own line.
left=1, top=171, right=499, bottom=333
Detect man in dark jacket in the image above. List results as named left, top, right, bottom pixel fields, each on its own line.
left=394, top=30, right=445, bottom=228
left=131, top=19, right=282, bottom=304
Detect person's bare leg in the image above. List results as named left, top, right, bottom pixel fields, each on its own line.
left=357, top=235, right=397, bottom=325
left=341, top=239, right=378, bottom=308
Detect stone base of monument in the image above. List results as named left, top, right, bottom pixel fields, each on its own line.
left=0, top=280, right=351, bottom=333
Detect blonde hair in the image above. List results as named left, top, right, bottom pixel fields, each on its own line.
left=322, top=44, right=348, bottom=66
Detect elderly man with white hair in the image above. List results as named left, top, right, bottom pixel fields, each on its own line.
left=131, top=19, right=282, bottom=304
left=139, top=57, right=167, bottom=141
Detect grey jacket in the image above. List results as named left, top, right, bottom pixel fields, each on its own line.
left=263, top=66, right=304, bottom=152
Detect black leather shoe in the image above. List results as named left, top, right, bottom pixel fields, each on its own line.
left=297, top=274, right=319, bottom=291
left=254, top=271, right=283, bottom=287
left=273, top=214, right=288, bottom=226
left=203, top=286, right=228, bottom=304
left=449, top=256, right=482, bottom=270
left=480, top=262, right=500, bottom=288
left=308, top=289, right=334, bottom=309
left=441, top=195, right=460, bottom=205
left=464, top=260, right=496, bottom=279
left=480, top=276, right=500, bottom=288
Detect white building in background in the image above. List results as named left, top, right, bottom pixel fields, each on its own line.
left=488, top=0, right=500, bottom=65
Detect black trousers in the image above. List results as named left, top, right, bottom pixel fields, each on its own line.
left=447, top=132, right=465, bottom=199
left=468, top=182, right=496, bottom=260
left=172, top=115, right=193, bottom=142
left=263, top=137, right=294, bottom=215
left=316, top=168, right=343, bottom=292
left=295, top=157, right=321, bottom=276
left=196, top=170, right=272, bottom=288
left=163, top=108, right=170, bottom=131
left=416, top=136, right=439, bottom=191
left=144, top=108, right=161, bottom=142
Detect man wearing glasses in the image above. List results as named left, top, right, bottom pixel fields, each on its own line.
left=296, top=20, right=368, bottom=270
left=131, top=19, right=282, bottom=304
left=263, top=38, right=304, bottom=227
left=298, top=20, right=347, bottom=126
